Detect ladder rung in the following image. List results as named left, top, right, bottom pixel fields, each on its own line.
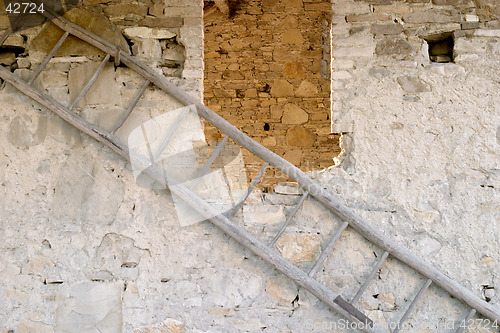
left=69, top=53, right=111, bottom=110
left=455, top=309, right=476, bottom=333
left=189, top=135, right=229, bottom=191
left=140, top=123, right=155, bottom=163
left=0, top=16, right=24, bottom=47
left=111, top=79, right=150, bottom=134
left=225, top=162, right=269, bottom=218
left=152, top=106, right=192, bottom=162
left=268, top=191, right=309, bottom=247
left=308, top=221, right=349, bottom=277
left=28, top=31, right=70, bottom=85
left=393, top=279, right=432, bottom=333
left=351, top=251, right=390, bottom=304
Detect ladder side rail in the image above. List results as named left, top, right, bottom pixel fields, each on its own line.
left=0, top=66, right=383, bottom=333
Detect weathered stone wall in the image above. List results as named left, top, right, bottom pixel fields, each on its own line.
left=204, top=0, right=337, bottom=187
left=319, top=0, right=500, bottom=330
left=0, top=2, right=355, bottom=333
left=1, top=0, right=499, bottom=332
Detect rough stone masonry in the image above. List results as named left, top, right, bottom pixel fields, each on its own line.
left=318, top=0, right=500, bottom=331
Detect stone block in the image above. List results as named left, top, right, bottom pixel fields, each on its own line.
left=332, top=3, right=370, bottom=15
left=375, top=37, right=415, bottom=57
left=474, top=29, right=500, bottom=37
left=282, top=104, right=308, bottom=124
left=284, top=62, right=306, bottom=78
left=265, top=278, right=298, bottom=305
left=295, top=80, right=318, bottom=97
left=4, top=34, right=24, bottom=48
left=331, top=71, right=352, bottom=80
left=461, top=21, right=480, bottom=29
left=333, top=46, right=374, bottom=57
left=134, top=319, right=185, bottom=333
left=432, top=0, right=470, bottom=4
left=286, top=126, right=317, bottom=147
left=282, top=29, right=305, bottom=45
left=270, top=79, right=294, bottom=97
left=283, top=149, right=303, bottom=166
left=16, top=58, right=31, bottom=69
left=263, top=192, right=302, bottom=206
left=346, top=14, right=392, bottom=23
left=138, top=17, right=184, bottom=28
left=397, top=76, right=430, bottom=93
left=403, top=11, right=461, bottom=24
left=133, top=39, right=162, bottom=59
left=304, top=2, right=331, bottom=12
left=104, top=3, right=148, bottom=17
left=243, top=204, right=286, bottom=225
left=274, top=182, right=302, bottom=195
left=371, top=23, right=403, bottom=35
left=373, top=5, right=410, bottom=15
left=29, top=9, right=130, bottom=58
left=0, top=52, right=16, bottom=66
left=124, top=27, right=176, bottom=39
left=275, top=233, right=321, bottom=263
left=149, top=3, right=165, bottom=17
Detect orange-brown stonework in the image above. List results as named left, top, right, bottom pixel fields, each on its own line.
left=204, top=0, right=340, bottom=187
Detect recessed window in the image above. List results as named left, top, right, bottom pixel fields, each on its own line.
left=424, top=32, right=454, bottom=63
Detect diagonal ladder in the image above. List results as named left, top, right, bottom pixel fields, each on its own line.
left=0, top=8, right=499, bottom=333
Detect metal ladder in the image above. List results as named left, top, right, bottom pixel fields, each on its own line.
left=0, top=9, right=498, bottom=333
